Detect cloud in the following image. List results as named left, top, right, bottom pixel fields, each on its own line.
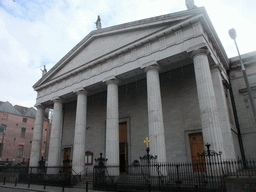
left=0, top=0, right=255, bottom=108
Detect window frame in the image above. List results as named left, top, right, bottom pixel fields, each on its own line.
left=22, top=118, right=27, bottom=123
left=17, top=145, right=24, bottom=157
left=85, top=151, right=93, bottom=165
left=0, top=124, right=6, bottom=133
left=0, top=143, right=3, bottom=157
left=21, top=127, right=26, bottom=137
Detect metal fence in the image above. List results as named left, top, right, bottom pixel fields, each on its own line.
left=0, top=166, right=80, bottom=188
left=93, top=159, right=256, bottom=192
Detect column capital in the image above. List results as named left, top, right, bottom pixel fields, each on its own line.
left=103, top=76, right=119, bottom=85
left=141, top=61, right=160, bottom=73
left=144, top=65, right=160, bottom=73
left=74, top=88, right=88, bottom=95
left=210, top=64, right=222, bottom=72
left=34, top=104, right=46, bottom=110
left=52, top=97, right=62, bottom=104
left=106, top=79, right=119, bottom=85
left=190, top=49, right=210, bottom=59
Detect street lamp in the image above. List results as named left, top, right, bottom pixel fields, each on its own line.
left=229, top=28, right=256, bottom=124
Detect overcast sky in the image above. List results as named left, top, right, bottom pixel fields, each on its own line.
left=0, top=0, right=255, bottom=108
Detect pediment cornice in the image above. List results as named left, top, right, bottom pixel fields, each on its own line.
left=34, top=7, right=229, bottom=91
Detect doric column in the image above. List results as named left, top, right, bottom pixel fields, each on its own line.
left=144, top=63, right=167, bottom=163
left=30, top=104, right=45, bottom=167
left=48, top=98, right=63, bottom=167
left=105, top=78, right=119, bottom=175
left=191, top=49, right=225, bottom=156
left=72, top=89, right=88, bottom=174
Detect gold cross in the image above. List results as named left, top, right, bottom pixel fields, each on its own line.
left=144, top=137, right=151, bottom=148
left=41, top=149, right=45, bottom=155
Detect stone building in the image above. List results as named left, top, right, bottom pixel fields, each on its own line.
left=31, top=6, right=242, bottom=175
left=229, top=51, right=256, bottom=159
left=0, top=101, right=49, bottom=164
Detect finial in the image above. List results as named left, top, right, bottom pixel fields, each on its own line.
left=185, top=0, right=197, bottom=10
left=96, top=15, right=102, bottom=30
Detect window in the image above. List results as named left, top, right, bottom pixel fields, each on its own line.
left=0, top=143, right=3, bottom=157
left=22, top=118, right=27, bottom=123
left=2, top=113, right=8, bottom=120
left=21, top=128, right=26, bottom=137
left=17, top=145, right=24, bottom=157
left=0, top=124, right=6, bottom=133
left=85, top=151, right=93, bottom=165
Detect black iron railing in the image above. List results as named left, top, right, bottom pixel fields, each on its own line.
left=93, top=159, right=256, bottom=192
left=0, top=166, right=81, bottom=187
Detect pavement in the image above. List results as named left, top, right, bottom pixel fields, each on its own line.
left=0, top=182, right=105, bottom=192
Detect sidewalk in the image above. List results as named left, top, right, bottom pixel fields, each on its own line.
left=0, top=182, right=105, bottom=192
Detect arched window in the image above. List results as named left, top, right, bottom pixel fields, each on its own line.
left=85, top=151, right=93, bottom=165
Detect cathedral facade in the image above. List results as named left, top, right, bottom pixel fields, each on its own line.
left=30, top=7, right=240, bottom=175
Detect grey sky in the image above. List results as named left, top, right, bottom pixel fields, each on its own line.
left=0, top=0, right=255, bottom=107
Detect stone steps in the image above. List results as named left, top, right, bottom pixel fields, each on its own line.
left=74, top=174, right=93, bottom=189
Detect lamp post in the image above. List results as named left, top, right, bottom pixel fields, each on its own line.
left=229, top=28, right=256, bottom=124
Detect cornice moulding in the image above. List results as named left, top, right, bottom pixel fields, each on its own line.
left=34, top=14, right=204, bottom=91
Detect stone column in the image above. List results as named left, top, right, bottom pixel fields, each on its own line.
left=144, top=64, right=167, bottom=163
left=47, top=98, right=63, bottom=168
left=191, top=49, right=225, bottom=156
left=72, top=89, right=88, bottom=174
left=105, top=79, right=119, bottom=176
left=211, top=67, right=236, bottom=159
left=30, top=104, right=45, bottom=167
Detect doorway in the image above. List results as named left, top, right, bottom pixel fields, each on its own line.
left=63, top=147, right=71, bottom=172
left=119, top=122, right=128, bottom=173
left=189, top=133, right=206, bottom=172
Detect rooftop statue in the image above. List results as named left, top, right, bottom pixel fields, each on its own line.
left=96, top=15, right=102, bottom=30
left=40, top=65, right=47, bottom=76
left=185, top=0, right=197, bottom=9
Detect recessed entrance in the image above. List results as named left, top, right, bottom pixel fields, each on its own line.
left=119, top=122, right=128, bottom=173
left=63, top=147, right=71, bottom=172
left=189, top=133, right=206, bottom=172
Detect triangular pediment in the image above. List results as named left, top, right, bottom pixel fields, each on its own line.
left=34, top=7, right=217, bottom=89
left=49, top=25, right=170, bottom=80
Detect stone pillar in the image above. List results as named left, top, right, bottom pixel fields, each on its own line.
left=105, top=79, right=119, bottom=176
left=144, top=64, right=167, bottom=163
left=30, top=105, right=45, bottom=167
left=48, top=98, right=63, bottom=168
left=211, top=67, right=236, bottom=159
left=72, top=89, right=88, bottom=174
left=191, top=49, right=225, bottom=156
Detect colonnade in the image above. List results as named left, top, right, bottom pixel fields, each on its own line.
left=30, top=48, right=226, bottom=174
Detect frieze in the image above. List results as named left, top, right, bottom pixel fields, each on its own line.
left=36, top=26, right=214, bottom=104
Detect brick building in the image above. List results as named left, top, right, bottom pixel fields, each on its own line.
left=0, top=101, right=50, bottom=164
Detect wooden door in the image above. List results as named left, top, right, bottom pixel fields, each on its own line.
left=189, top=133, right=206, bottom=172
left=64, top=147, right=71, bottom=161
left=63, top=147, right=71, bottom=172
left=119, top=122, right=128, bottom=173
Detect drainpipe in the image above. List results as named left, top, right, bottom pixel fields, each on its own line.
left=227, top=69, right=246, bottom=165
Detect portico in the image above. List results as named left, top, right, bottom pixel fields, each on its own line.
left=30, top=7, right=238, bottom=175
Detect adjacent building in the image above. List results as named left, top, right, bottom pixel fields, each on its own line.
left=229, top=51, right=256, bottom=159
left=0, top=101, right=50, bottom=164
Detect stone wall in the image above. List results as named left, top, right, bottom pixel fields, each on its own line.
left=230, top=52, right=256, bottom=159
left=225, top=177, right=256, bottom=192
